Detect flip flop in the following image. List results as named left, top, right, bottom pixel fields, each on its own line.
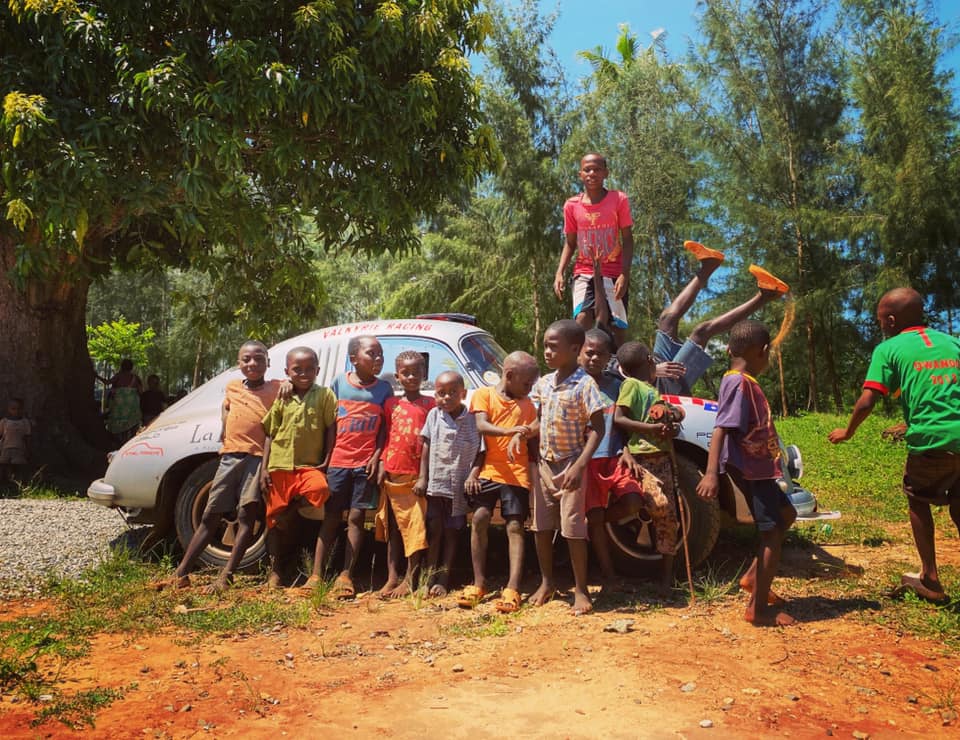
left=897, top=573, right=948, bottom=603
left=495, top=588, right=522, bottom=614
left=683, top=240, right=725, bottom=262
left=748, top=264, right=790, bottom=294
left=457, top=585, right=487, bottom=609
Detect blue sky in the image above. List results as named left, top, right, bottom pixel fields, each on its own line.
left=540, top=0, right=960, bottom=85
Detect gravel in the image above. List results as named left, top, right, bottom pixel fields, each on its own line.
left=0, top=498, right=150, bottom=599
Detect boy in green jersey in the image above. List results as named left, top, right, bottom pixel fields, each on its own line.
left=829, top=288, right=960, bottom=602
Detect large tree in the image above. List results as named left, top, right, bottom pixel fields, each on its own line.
left=1, top=0, right=495, bottom=471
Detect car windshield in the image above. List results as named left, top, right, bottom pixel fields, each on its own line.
left=460, top=332, right=507, bottom=385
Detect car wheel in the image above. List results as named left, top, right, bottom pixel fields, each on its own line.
left=606, top=453, right=721, bottom=576
left=173, top=458, right=268, bottom=572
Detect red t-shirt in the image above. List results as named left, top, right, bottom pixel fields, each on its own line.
left=563, top=190, right=633, bottom=279
left=328, top=373, right=393, bottom=469
left=382, top=395, right=435, bottom=475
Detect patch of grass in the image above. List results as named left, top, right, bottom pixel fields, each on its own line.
left=689, top=560, right=742, bottom=604
left=445, top=613, right=510, bottom=638
left=175, top=598, right=312, bottom=633
left=0, top=476, right=83, bottom=500
left=31, top=685, right=131, bottom=729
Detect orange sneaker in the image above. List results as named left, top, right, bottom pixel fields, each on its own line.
left=749, top=264, right=790, bottom=294
left=683, top=240, right=725, bottom=262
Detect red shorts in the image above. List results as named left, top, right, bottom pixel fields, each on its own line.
left=586, top=457, right=642, bottom=512
left=266, top=468, right=329, bottom=528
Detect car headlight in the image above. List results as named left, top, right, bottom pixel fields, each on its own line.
left=785, top=444, right=803, bottom=480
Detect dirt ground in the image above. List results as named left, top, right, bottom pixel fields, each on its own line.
left=3, top=536, right=960, bottom=739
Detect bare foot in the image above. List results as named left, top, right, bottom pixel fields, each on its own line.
left=599, top=578, right=629, bottom=595
left=529, top=582, right=556, bottom=607
left=571, top=590, right=593, bottom=616
left=429, top=583, right=448, bottom=598
left=745, top=603, right=796, bottom=627
left=302, top=574, right=323, bottom=590
left=202, top=575, right=232, bottom=595
left=266, top=570, right=283, bottom=590
left=739, top=576, right=787, bottom=606
left=900, top=573, right=947, bottom=602
left=390, top=581, right=412, bottom=599
left=378, top=579, right=400, bottom=599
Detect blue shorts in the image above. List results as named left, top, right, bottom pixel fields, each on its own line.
left=470, top=479, right=529, bottom=519
left=653, top=330, right=714, bottom=395
left=728, top=467, right=794, bottom=533
left=426, top=495, right=466, bottom=531
left=325, top=466, right=379, bottom=513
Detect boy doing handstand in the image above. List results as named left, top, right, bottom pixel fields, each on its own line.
left=829, top=287, right=960, bottom=602
left=697, top=320, right=796, bottom=626
left=375, top=351, right=433, bottom=598
left=260, top=347, right=337, bottom=588
left=613, top=341, right=683, bottom=593
left=655, top=240, right=790, bottom=395
left=317, top=336, right=392, bottom=598
left=156, top=341, right=279, bottom=592
left=531, top=320, right=606, bottom=615
left=466, top=351, right=539, bottom=613
left=417, top=371, right=482, bottom=600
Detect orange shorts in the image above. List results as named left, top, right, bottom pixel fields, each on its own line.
left=266, top=468, right=329, bottom=529
left=586, top=457, right=643, bottom=512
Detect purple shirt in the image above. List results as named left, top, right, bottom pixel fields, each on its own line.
left=715, top=371, right=782, bottom=480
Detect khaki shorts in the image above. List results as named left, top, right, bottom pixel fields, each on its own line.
left=203, top=453, right=263, bottom=516
left=532, top=457, right=588, bottom=539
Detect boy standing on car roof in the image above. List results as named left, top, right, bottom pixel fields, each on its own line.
left=530, top=320, right=607, bottom=616
left=316, top=335, right=393, bottom=599
left=260, top=347, right=337, bottom=589
left=697, top=320, right=797, bottom=626
left=154, top=340, right=282, bottom=593
left=830, top=287, right=960, bottom=603
left=463, top=351, right=539, bottom=613
left=554, top=153, right=633, bottom=348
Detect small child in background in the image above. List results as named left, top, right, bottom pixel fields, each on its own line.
left=530, top=320, right=606, bottom=616
left=156, top=341, right=280, bottom=592
left=0, top=399, right=31, bottom=485
left=317, top=335, right=392, bottom=599
left=613, top=341, right=683, bottom=593
left=261, top=347, right=337, bottom=589
left=417, top=371, right=482, bottom=599
left=140, top=374, right=167, bottom=426
left=697, top=320, right=796, bottom=626
left=375, top=351, right=433, bottom=598
left=466, top=351, right=539, bottom=613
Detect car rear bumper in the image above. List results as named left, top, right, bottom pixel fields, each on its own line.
left=87, top=479, right=117, bottom=507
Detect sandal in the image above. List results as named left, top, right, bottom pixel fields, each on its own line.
left=495, top=588, right=522, bottom=614
left=457, top=585, right=487, bottom=609
left=330, top=574, right=356, bottom=600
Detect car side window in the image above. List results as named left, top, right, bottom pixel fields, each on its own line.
left=344, top=337, right=471, bottom=391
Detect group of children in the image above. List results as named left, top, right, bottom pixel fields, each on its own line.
left=152, top=151, right=960, bottom=627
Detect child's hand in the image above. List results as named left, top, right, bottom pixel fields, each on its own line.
left=464, top=475, right=481, bottom=497
left=560, top=461, right=583, bottom=492
left=696, top=472, right=719, bottom=500
left=655, top=361, right=685, bottom=380
left=506, top=432, right=524, bottom=463
left=618, top=449, right=643, bottom=480
left=364, top=451, right=381, bottom=480
left=277, top=380, right=294, bottom=401
left=260, top=471, right=272, bottom=495
left=412, top=477, right=427, bottom=497
left=827, top=428, right=851, bottom=444
left=376, top=461, right=386, bottom=486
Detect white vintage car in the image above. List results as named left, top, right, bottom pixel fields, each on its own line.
left=87, top=315, right=827, bottom=575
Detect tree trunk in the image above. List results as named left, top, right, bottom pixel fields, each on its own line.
left=192, top=333, right=205, bottom=390
left=821, top=315, right=844, bottom=413
left=530, top=256, right=542, bottom=358
left=0, top=235, right=111, bottom=477
left=805, top=313, right=819, bottom=412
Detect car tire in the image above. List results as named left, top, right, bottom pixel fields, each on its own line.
left=174, top=458, right=268, bottom=572
left=605, top=453, right=721, bottom=576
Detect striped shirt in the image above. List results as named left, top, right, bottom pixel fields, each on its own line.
left=532, top=367, right=606, bottom=461
left=421, top=405, right=480, bottom=516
